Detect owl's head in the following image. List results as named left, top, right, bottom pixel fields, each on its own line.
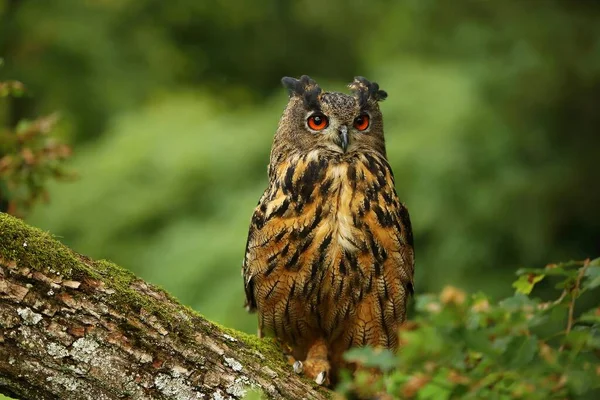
left=272, top=75, right=388, bottom=160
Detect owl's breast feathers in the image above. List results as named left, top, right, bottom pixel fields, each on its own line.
left=243, top=151, right=414, bottom=348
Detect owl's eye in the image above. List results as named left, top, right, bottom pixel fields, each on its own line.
left=307, top=114, right=329, bottom=131
left=354, top=114, right=370, bottom=131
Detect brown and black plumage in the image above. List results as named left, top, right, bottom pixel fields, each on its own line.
left=242, top=75, right=414, bottom=386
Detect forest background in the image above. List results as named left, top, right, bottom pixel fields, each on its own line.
left=1, top=1, right=599, bottom=397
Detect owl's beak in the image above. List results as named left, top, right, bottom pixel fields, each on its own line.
left=338, top=125, right=349, bottom=152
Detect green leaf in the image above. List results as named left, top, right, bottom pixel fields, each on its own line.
left=344, top=347, right=397, bottom=372
left=525, top=266, right=570, bottom=276
left=579, top=307, right=600, bottom=324
left=512, top=275, right=531, bottom=294
left=512, top=274, right=545, bottom=295
left=583, top=266, right=600, bottom=290
left=566, top=369, right=594, bottom=395
left=414, top=294, right=439, bottom=313
left=463, top=330, right=497, bottom=357
left=417, top=382, right=452, bottom=400
left=501, top=335, right=538, bottom=368
left=400, top=325, right=447, bottom=362
left=343, top=346, right=372, bottom=363
left=499, top=293, right=538, bottom=311
left=516, top=267, right=546, bottom=275
left=527, top=312, right=549, bottom=329
left=563, top=329, right=590, bottom=358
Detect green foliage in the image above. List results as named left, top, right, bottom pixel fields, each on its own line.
left=340, top=259, right=600, bottom=399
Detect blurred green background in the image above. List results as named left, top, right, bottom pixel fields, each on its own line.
left=1, top=0, right=599, bottom=338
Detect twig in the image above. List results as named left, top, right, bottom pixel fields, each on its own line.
left=552, top=289, right=568, bottom=307
left=559, top=259, right=590, bottom=351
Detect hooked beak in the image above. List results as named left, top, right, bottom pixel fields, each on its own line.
left=338, top=125, right=349, bottom=152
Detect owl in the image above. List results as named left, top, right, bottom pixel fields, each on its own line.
left=242, top=75, right=414, bottom=386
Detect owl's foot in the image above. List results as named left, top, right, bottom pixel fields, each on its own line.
left=315, top=370, right=328, bottom=386
left=293, top=360, right=328, bottom=384
left=292, top=360, right=303, bottom=374
left=293, top=338, right=331, bottom=386
left=293, top=358, right=330, bottom=385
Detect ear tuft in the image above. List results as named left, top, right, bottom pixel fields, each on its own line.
left=348, top=76, right=387, bottom=107
left=281, top=75, right=322, bottom=110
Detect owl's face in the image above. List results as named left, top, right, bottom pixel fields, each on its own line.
left=271, top=76, right=388, bottom=162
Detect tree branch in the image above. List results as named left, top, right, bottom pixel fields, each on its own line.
left=0, top=213, right=330, bottom=400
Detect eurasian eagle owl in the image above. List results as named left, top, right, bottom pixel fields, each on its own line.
left=243, top=75, right=414, bottom=386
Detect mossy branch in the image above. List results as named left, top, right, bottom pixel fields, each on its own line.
left=0, top=213, right=330, bottom=400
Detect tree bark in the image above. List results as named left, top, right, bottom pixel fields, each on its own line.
left=0, top=213, right=331, bottom=400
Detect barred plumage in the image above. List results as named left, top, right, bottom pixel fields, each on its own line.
left=243, top=76, right=414, bottom=386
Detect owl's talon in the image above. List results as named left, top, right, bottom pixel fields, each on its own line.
left=293, top=361, right=303, bottom=374
left=315, top=371, right=327, bottom=385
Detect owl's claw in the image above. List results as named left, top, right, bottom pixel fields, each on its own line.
left=293, top=360, right=303, bottom=374
left=315, top=371, right=327, bottom=385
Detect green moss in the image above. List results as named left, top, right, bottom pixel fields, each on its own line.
left=0, top=213, right=190, bottom=332
left=0, top=212, right=84, bottom=277
left=217, top=322, right=284, bottom=363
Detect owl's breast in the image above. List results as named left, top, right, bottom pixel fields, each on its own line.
left=320, top=162, right=361, bottom=253
left=261, top=152, right=393, bottom=278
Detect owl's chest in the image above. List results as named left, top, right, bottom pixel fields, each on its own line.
left=316, top=163, right=361, bottom=253
left=266, top=152, right=395, bottom=265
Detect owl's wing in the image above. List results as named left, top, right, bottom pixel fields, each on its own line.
left=392, top=202, right=415, bottom=296
left=242, top=190, right=267, bottom=313
left=243, top=186, right=287, bottom=313
left=362, top=154, right=415, bottom=310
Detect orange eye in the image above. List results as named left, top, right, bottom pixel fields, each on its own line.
left=307, top=114, right=329, bottom=131
left=354, top=114, right=370, bottom=131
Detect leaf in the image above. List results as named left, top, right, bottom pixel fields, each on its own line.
left=563, top=329, right=590, bottom=358
left=501, top=335, right=538, bottom=368
left=566, top=369, right=594, bottom=395
left=583, top=266, right=600, bottom=290
left=414, top=294, right=440, bottom=313
left=343, top=346, right=375, bottom=364
left=499, top=293, right=538, bottom=311
left=417, top=382, right=452, bottom=400
left=526, top=312, right=549, bottom=329
left=463, top=330, right=497, bottom=357
left=519, top=266, right=570, bottom=276
left=344, top=347, right=397, bottom=372
left=512, top=274, right=545, bottom=295
left=579, top=307, right=600, bottom=324
left=516, top=267, right=546, bottom=275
